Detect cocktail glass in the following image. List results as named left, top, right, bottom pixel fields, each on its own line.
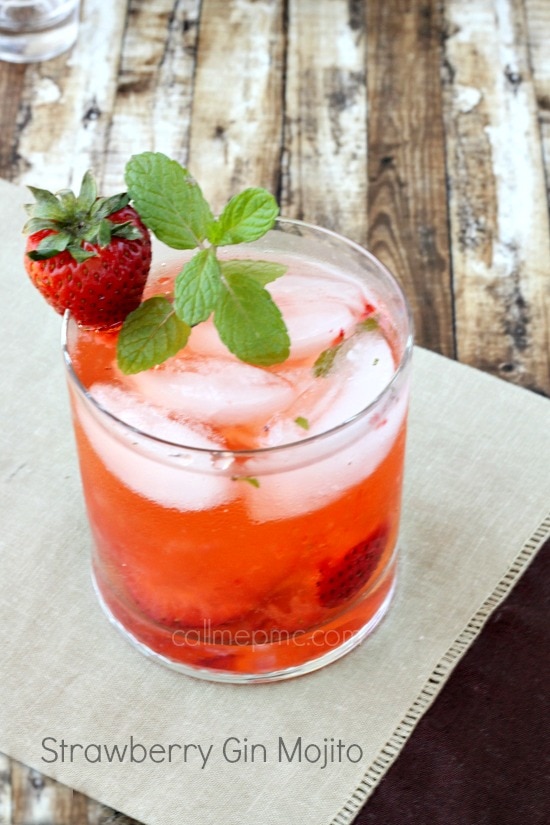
left=0, top=0, right=80, bottom=63
left=62, top=218, right=413, bottom=683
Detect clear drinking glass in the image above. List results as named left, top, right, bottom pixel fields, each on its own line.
left=62, top=219, right=413, bottom=683
left=0, top=0, right=80, bottom=63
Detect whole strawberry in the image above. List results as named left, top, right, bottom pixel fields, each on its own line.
left=23, top=171, right=152, bottom=328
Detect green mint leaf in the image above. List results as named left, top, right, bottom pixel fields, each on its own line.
left=174, top=248, right=222, bottom=326
left=125, top=152, right=213, bottom=249
left=214, top=272, right=290, bottom=366
left=232, top=476, right=260, bottom=488
left=312, top=317, right=379, bottom=378
left=313, top=342, right=343, bottom=378
left=294, top=416, right=310, bottom=430
left=210, top=188, right=278, bottom=246
left=219, top=259, right=286, bottom=286
left=357, top=316, right=379, bottom=332
left=117, top=296, right=190, bottom=375
left=78, top=171, right=97, bottom=211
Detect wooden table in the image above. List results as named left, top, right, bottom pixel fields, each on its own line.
left=0, top=1, right=548, bottom=822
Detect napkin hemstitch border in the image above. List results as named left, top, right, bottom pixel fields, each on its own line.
left=331, top=510, right=550, bottom=824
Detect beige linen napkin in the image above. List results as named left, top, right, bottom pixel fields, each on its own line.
left=1, top=177, right=550, bottom=825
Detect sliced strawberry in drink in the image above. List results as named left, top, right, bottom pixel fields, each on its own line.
left=316, top=526, right=389, bottom=609
left=124, top=568, right=256, bottom=630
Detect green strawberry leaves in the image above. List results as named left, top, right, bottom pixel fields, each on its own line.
left=24, top=171, right=143, bottom=263
left=117, top=152, right=289, bottom=372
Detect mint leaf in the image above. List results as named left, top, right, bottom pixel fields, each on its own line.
left=117, top=296, right=190, bottom=375
left=214, top=272, right=290, bottom=366
left=357, top=316, right=379, bottom=332
left=232, top=476, right=260, bottom=488
left=125, top=152, right=213, bottom=249
left=313, top=317, right=380, bottom=378
left=295, top=416, right=310, bottom=430
left=209, top=188, right=278, bottom=245
left=313, top=342, right=343, bottom=377
left=174, top=248, right=222, bottom=326
left=219, top=259, right=286, bottom=286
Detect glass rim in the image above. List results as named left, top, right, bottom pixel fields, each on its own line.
left=61, top=216, right=414, bottom=458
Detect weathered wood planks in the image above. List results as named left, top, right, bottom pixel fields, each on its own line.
left=0, top=756, right=142, bottom=825
left=281, top=0, right=368, bottom=243
left=102, top=0, right=201, bottom=192
left=525, top=0, right=550, bottom=210
left=366, top=0, right=455, bottom=356
left=5, top=2, right=127, bottom=191
left=187, top=0, right=285, bottom=212
left=443, top=0, right=550, bottom=394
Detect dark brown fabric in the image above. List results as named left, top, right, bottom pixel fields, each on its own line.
left=357, top=538, right=550, bottom=825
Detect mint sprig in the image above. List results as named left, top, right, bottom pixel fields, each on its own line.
left=117, top=152, right=290, bottom=374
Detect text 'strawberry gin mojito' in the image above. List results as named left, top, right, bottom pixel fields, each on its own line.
left=63, top=219, right=412, bottom=682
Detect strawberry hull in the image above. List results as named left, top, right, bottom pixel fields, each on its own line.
left=63, top=219, right=413, bottom=682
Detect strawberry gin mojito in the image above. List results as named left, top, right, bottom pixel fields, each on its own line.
left=26, top=154, right=412, bottom=682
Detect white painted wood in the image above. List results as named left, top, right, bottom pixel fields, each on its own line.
left=103, top=0, right=201, bottom=193
left=443, top=0, right=550, bottom=393
left=14, top=1, right=127, bottom=190
left=524, top=0, right=550, bottom=208
left=187, top=0, right=285, bottom=212
left=282, top=0, right=368, bottom=243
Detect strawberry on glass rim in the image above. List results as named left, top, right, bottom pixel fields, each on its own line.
left=23, top=171, right=152, bottom=329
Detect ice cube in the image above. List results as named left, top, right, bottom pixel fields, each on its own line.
left=243, top=333, right=409, bottom=521
left=187, top=318, right=230, bottom=359
left=75, top=384, right=237, bottom=511
left=310, top=332, right=396, bottom=433
left=257, top=330, right=395, bottom=448
left=126, top=356, right=299, bottom=427
left=267, top=270, right=368, bottom=360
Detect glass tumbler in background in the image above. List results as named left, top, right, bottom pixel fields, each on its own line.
left=0, top=0, right=80, bottom=63
left=63, top=220, right=413, bottom=683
